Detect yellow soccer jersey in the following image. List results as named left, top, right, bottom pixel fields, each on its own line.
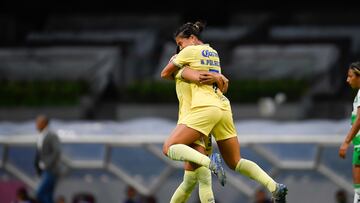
left=174, top=69, right=192, bottom=123
left=173, top=44, right=230, bottom=110
left=175, top=69, right=209, bottom=150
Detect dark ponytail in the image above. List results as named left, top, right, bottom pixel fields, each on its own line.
left=174, top=20, right=207, bottom=40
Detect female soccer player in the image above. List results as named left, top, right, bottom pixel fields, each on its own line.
left=339, top=61, right=360, bottom=203
left=167, top=48, right=227, bottom=203
left=161, top=21, right=288, bottom=203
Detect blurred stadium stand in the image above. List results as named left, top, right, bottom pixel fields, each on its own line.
left=0, top=10, right=358, bottom=120
left=0, top=119, right=354, bottom=203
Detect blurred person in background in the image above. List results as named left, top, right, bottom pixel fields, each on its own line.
left=12, top=187, right=36, bottom=203
left=55, top=196, right=66, bottom=203
left=335, top=189, right=348, bottom=203
left=123, top=185, right=140, bottom=203
left=339, top=61, right=360, bottom=203
left=254, top=188, right=272, bottom=203
left=161, top=21, right=287, bottom=203
left=72, top=193, right=95, bottom=203
left=142, top=195, right=157, bottom=203
left=34, top=115, right=62, bottom=203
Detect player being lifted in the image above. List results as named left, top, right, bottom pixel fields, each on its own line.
left=161, top=20, right=288, bottom=203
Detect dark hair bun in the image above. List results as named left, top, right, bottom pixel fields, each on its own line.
left=194, top=21, right=206, bottom=33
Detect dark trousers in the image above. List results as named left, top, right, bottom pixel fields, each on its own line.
left=36, top=171, right=57, bottom=203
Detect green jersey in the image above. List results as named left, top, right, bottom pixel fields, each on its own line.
left=352, top=90, right=360, bottom=124
left=352, top=90, right=360, bottom=146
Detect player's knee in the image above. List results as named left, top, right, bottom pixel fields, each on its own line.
left=228, top=163, right=237, bottom=170
left=198, top=174, right=211, bottom=185
left=197, top=168, right=212, bottom=185
left=225, top=158, right=240, bottom=170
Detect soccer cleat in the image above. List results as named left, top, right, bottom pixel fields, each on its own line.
left=272, top=183, right=288, bottom=203
left=209, top=153, right=226, bottom=186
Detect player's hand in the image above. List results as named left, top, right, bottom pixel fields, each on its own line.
left=219, top=75, right=229, bottom=94
left=199, top=72, right=217, bottom=84
left=200, top=72, right=224, bottom=91
left=199, top=72, right=229, bottom=93
left=339, top=142, right=349, bottom=159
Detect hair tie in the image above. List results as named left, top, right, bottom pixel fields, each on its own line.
left=354, top=67, right=360, bottom=74
left=193, top=24, right=199, bottom=30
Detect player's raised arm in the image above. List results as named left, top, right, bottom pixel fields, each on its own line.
left=160, top=54, right=178, bottom=80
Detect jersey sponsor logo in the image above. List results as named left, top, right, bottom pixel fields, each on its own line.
left=201, top=49, right=218, bottom=58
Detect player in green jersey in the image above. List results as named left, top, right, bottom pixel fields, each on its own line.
left=339, top=61, right=360, bottom=203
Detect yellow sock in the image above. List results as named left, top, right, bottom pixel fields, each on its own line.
left=196, top=167, right=215, bottom=203
left=170, top=170, right=197, bottom=203
left=235, top=158, right=277, bottom=193
left=167, top=144, right=211, bottom=167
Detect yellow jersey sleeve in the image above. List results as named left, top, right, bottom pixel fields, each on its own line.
left=172, top=46, right=194, bottom=68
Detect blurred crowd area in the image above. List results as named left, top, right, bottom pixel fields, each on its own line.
left=4, top=184, right=158, bottom=203
left=0, top=8, right=360, bottom=121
